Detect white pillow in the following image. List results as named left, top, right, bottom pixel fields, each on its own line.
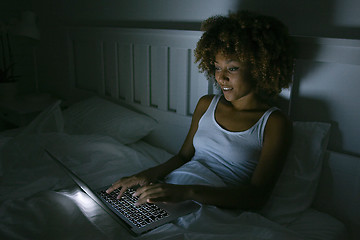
left=63, top=96, right=157, bottom=144
left=261, top=121, right=331, bottom=224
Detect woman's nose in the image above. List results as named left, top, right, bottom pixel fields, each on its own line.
left=217, top=70, right=229, bottom=84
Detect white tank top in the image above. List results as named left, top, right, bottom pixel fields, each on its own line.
left=191, top=95, right=279, bottom=186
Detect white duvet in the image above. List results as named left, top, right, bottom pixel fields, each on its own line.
left=0, top=132, right=307, bottom=240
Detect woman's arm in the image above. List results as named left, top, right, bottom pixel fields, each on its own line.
left=248, top=110, right=293, bottom=205
left=134, top=110, right=292, bottom=209
left=106, top=95, right=213, bottom=197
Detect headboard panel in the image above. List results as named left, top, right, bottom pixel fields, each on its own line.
left=68, top=28, right=208, bottom=117
left=66, top=27, right=360, bottom=156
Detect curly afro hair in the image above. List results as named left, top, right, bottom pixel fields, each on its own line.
left=194, top=11, right=294, bottom=102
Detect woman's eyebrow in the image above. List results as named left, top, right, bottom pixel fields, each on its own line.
left=214, top=59, right=240, bottom=64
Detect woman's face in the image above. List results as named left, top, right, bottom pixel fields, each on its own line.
left=214, top=52, right=254, bottom=102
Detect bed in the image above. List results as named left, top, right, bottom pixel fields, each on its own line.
left=1, top=27, right=359, bottom=240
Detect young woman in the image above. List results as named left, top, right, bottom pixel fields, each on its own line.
left=107, top=11, right=294, bottom=210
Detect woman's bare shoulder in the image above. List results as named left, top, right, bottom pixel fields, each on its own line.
left=195, top=94, right=216, bottom=113
left=266, top=109, right=292, bottom=137
left=269, top=109, right=291, bottom=124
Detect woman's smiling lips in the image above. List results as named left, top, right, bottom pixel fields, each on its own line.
left=222, top=87, right=233, bottom=91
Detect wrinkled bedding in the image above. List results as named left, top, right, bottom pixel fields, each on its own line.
left=0, top=132, right=311, bottom=240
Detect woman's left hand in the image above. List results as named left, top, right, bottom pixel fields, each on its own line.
left=133, top=183, right=189, bottom=206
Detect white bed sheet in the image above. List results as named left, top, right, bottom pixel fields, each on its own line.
left=0, top=132, right=344, bottom=240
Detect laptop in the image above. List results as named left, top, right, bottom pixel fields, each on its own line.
left=44, top=149, right=200, bottom=236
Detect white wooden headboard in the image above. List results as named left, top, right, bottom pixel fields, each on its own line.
left=67, top=28, right=209, bottom=114
left=67, top=27, right=212, bottom=153
left=66, top=27, right=360, bottom=157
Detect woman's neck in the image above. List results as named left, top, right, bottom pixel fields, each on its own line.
left=223, top=94, right=269, bottom=112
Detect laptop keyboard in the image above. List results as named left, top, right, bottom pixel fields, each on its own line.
left=99, top=188, right=170, bottom=228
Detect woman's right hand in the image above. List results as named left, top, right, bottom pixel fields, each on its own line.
left=105, top=151, right=195, bottom=199
left=106, top=170, right=156, bottom=199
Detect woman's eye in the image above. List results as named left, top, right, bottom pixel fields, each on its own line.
left=214, top=66, right=239, bottom=72
left=228, top=67, right=239, bottom=72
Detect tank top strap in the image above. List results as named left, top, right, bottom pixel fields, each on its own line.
left=257, top=107, right=280, bottom=146
left=209, top=95, right=221, bottom=113
left=202, top=94, right=221, bottom=119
